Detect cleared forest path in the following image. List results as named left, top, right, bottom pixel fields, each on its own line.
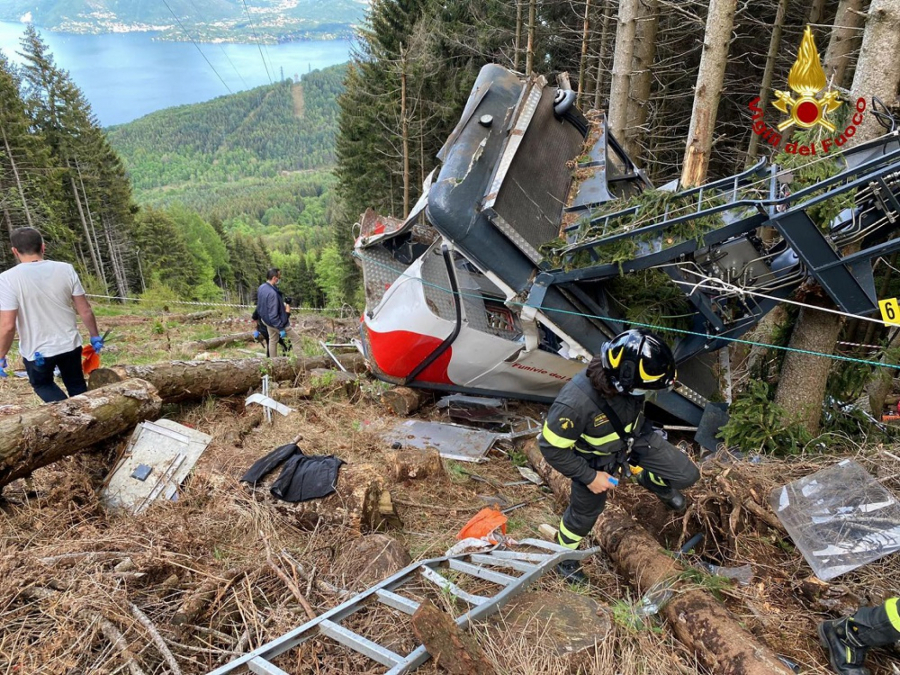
left=291, top=82, right=305, bottom=118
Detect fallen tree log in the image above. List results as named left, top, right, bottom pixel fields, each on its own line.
left=0, top=379, right=162, bottom=489
left=88, top=354, right=363, bottom=403
left=179, top=332, right=255, bottom=353
left=411, top=599, right=495, bottom=675
left=522, top=439, right=793, bottom=675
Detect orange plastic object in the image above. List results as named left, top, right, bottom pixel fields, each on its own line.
left=82, top=344, right=101, bottom=375
left=456, top=507, right=507, bottom=541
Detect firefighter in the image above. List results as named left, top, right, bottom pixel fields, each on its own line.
left=818, top=598, right=900, bottom=674
left=538, top=328, right=700, bottom=582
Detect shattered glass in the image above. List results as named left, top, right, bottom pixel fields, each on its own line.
left=769, top=459, right=900, bottom=580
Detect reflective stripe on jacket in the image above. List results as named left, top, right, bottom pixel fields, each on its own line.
left=538, top=371, right=644, bottom=484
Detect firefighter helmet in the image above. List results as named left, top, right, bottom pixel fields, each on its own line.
left=600, top=329, right=676, bottom=394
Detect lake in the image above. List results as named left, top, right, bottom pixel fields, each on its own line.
left=0, top=21, right=352, bottom=126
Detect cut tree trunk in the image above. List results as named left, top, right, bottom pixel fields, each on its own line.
left=388, top=447, right=443, bottom=481
left=179, top=332, right=256, bottom=354
left=179, top=310, right=218, bottom=322
left=270, top=463, right=392, bottom=533
left=823, top=0, right=865, bottom=89
left=680, top=0, right=737, bottom=188
left=607, top=0, right=639, bottom=143
left=411, top=599, right=495, bottom=675
left=522, top=439, right=793, bottom=675
left=89, top=355, right=362, bottom=403
left=0, top=379, right=162, bottom=489
left=381, top=386, right=427, bottom=416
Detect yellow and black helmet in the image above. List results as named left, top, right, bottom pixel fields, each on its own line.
left=600, top=329, right=676, bottom=394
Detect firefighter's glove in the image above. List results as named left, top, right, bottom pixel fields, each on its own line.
left=90, top=336, right=104, bottom=353
left=0, top=356, right=7, bottom=377
left=279, top=330, right=287, bottom=338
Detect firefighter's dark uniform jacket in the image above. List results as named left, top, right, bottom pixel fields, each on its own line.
left=539, top=371, right=644, bottom=484
left=539, top=370, right=700, bottom=548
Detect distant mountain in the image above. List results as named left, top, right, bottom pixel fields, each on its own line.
left=2, top=0, right=367, bottom=42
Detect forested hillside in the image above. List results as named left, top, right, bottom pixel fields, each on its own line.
left=106, top=64, right=346, bottom=308
left=0, top=26, right=299, bottom=307
left=108, top=66, right=344, bottom=191
left=1, top=0, right=364, bottom=42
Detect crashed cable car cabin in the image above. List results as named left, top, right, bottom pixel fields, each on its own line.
left=354, top=64, right=900, bottom=428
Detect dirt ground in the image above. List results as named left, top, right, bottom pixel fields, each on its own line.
left=1, top=306, right=898, bottom=674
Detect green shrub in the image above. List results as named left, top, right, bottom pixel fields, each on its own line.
left=719, top=380, right=811, bottom=455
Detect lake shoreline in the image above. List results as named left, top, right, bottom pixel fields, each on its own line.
left=0, top=21, right=352, bottom=126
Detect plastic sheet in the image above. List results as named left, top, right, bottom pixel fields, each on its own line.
left=769, top=459, right=900, bottom=580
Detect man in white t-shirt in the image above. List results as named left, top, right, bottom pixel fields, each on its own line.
left=0, top=228, right=104, bottom=402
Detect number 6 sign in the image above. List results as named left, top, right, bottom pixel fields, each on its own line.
left=879, top=298, right=900, bottom=326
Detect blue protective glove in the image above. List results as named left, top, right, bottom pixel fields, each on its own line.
left=253, top=330, right=260, bottom=339
left=279, top=330, right=287, bottom=338
left=90, top=335, right=104, bottom=353
left=0, top=356, right=7, bottom=377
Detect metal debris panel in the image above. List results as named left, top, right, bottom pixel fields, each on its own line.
left=379, top=419, right=499, bottom=462
left=769, top=459, right=900, bottom=580
left=101, top=419, right=212, bottom=514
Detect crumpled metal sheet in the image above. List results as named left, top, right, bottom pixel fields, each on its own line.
left=379, top=419, right=499, bottom=462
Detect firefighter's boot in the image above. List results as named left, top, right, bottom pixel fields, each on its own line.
left=636, top=470, right=686, bottom=513
left=554, top=558, right=588, bottom=585
left=818, top=618, right=871, bottom=675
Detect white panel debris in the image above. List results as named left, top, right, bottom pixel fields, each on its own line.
left=245, top=393, right=295, bottom=417
left=101, top=420, right=212, bottom=514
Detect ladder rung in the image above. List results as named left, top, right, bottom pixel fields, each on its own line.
left=448, top=559, right=516, bottom=586
left=319, top=620, right=402, bottom=668
left=248, top=657, right=291, bottom=675
left=375, top=589, right=420, bottom=615
left=488, top=550, right=553, bottom=563
left=469, top=553, right=536, bottom=573
left=420, top=566, right=489, bottom=606
left=518, top=537, right=571, bottom=553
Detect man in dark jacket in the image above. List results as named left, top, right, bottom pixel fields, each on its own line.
left=256, top=268, right=291, bottom=358
left=539, top=328, right=700, bottom=582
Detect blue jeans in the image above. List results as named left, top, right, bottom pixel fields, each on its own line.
left=23, top=346, right=87, bottom=403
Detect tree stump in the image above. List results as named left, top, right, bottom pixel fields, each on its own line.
left=269, top=463, right=389, bottom=533
left=0, top=379, right=162, bottom=489
left=381, top=386, right=427, bottom=416
left=388, top=448, right=443, bottom=481
left=337, top=534, right=411, bottom=590
left=411, top=599, right=495, bottom=675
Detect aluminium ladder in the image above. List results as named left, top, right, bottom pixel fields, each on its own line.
left=209, top=538, right=599, bottom=675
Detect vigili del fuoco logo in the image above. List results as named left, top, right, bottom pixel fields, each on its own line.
left=749, top=26, right=866, bottom=155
